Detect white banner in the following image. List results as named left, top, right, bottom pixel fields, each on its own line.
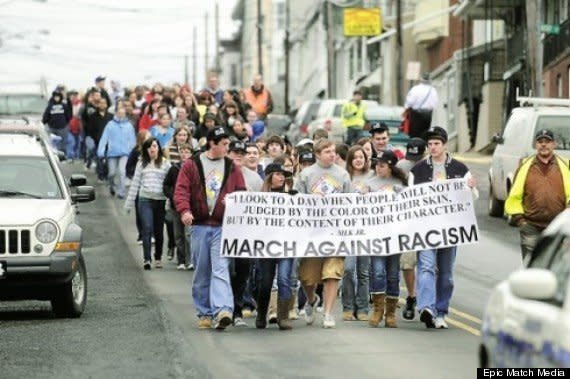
left=221, top=179, right=479, bottom=259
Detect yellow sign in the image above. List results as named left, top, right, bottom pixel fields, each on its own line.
left=343, top=8, right=382, bottom=37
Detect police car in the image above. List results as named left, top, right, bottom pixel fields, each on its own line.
left=479, top=209, right=570, bottom=368
left=0, top=120, right=95, bottom=317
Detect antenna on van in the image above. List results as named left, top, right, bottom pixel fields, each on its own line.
left=516, top=87, right=570, bottom=108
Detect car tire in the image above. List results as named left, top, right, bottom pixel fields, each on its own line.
left=488, top=181, right=504, bottom=218
left=51, top=256, right=87, bottom=318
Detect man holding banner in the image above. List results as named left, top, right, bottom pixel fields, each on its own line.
left=294, top=139, right=351, bottom=329
left=408, top=126, right=477, bottom=329
left=174, top=126, right=246, bottom=331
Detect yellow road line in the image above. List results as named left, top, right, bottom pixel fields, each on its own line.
left=449, top=307, right=482, bottom=325
left=446, top=317, right=482, bottom=337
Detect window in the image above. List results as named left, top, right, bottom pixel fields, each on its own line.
left=535, top=115, right=570, bottom=150
left=0, top=156, right=62, bottom=199
left=230, top=64, right=237, bottom=86
left=560, top=0, right=568, bottom=22
left=276, top=2, right=286, bottom=30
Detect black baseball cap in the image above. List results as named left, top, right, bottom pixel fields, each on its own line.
left=424, top=126, right=448, bottom=143
left=372, top=150, right=397, bottom=167
left=206, top=126, right=229, bottom=141
left=264, top=163, right=293, bottom=178
left=369, top=122, right=389, bottom=135
left=95, top=76, right=106, bottom=82
left=535, top=129, right=554, bottom=141
left=298, top=151, right=316, bottom=164
left=229, top=140, right=247, bottom=153
left=405, top=137, right=426, bottom=161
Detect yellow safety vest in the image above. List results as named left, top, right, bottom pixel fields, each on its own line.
left=505, top=155, right=570, bottom=216
left=341, top=101, right=366, bottom=129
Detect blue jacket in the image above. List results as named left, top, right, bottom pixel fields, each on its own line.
left=149, top=125, right=175, bottom=149
left=97, top=117, right=136, bottom=158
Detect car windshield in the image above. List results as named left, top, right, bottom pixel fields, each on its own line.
left=0, top=156, right=62, bottom=199
left=535, top=115, right=570, bottom=150
left=0, top=95, right=46, bottom=116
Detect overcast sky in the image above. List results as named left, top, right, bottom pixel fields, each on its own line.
left=0, top=0, right=239, bottom=93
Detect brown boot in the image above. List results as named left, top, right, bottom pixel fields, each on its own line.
left=368, top=293, right=385, bottom=327
left=277, top=299, right=293, bottom=330
left=288, top=295, right=299, bottom=320
left=385, top=297, right=398, bottom=328
left=268, top=291, right=278, bottom=324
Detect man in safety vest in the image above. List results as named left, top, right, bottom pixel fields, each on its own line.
left=505, top=129, right=570, bottom=260
left=243, top=74, right=273, bottom=120
left=342, top=90, right=367, bottom=145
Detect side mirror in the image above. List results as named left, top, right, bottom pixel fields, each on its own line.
left=508, top=269, right=557, bottom=301
left=71, top=186, right=95, bottom=203
left=69, top=174, right=87, bottom=187
left=492, top=134, right=504, bottom=144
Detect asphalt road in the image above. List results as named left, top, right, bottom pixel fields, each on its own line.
left=0, top=156, right=524, bottom=379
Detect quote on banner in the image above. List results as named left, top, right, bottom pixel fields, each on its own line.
left=221, top=179, right=479, bottom=259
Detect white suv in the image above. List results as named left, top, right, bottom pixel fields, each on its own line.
left=488, top=97, right=570, bottom=218
left=0, top=120, right=95, bottom=317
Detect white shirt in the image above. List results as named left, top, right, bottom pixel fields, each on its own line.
left=405, top=83, right=439, bottom=110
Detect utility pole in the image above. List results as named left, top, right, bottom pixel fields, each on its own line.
left=193, top=26, right=197, bottom=89
left=184, top=55, right=189, bottom=85
left=215, top=2, right=220, bottom=73
left=396, top=0, right=403, bottom=105
left=257, top=0, right=263, bottom=76
left=205, top=11, right=209, bottom=81
left=526, top=0, right=543, bottom=96
left=284, top=0, right=290, bottom=113
left=326, top=1, right=335, bottom=98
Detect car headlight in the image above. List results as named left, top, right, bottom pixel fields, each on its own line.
left=35, top=221, right=58, bottom=244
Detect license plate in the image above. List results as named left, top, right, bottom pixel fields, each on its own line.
left=0, top=261, right=6, bottom=279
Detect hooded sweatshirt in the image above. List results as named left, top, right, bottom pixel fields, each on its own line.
left=97, top=116, right=136, bottom=158
left=42, top=94, right=71, bottom=129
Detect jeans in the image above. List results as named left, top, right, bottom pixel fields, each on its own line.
left=185, top=225, right=195, bottom=267
left=256, top=258, right=294, bottom=317
left=137, top=198, right=166, bottom=262
left=67, top=133, right=82, bottom=160
left=172, top=210, right=190, bottom=265
left=107, top=156, right=128, bottom=197
left=191, top=225, right=233, bottom=317
left=135, top=195, right=143, bottom=240
left=370, top=255, right=400, bottom=297
left=49, top=126, right=68, bottom=155
left=85, top=136, right=97, bottom=169
left=416, top=247, right=456, bottom=317
left=342, top=256, right=370, bottom=313
left=519, top=223, right=543, bottom=261
left=230, top=259, right=252, bottom=318
left=345, top=127, right=363, bottom=146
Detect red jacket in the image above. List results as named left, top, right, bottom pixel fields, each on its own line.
left=174, top=154, right=246, bottom=226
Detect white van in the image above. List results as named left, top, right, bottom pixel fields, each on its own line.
left=488, top=96, right=570, bottom=218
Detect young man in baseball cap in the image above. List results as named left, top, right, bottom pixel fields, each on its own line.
left=408, top=126, right=477, bottom=329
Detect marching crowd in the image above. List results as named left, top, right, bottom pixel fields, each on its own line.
left=43, top=74, right=482, bottom=332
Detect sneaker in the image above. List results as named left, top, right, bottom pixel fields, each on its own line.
left=167, top=248, right=175, bottom=261
left=298, top=309, right=306, bottom=317
left=323, top=313, right=336, bottom=329
left=403, top=296, right=416, bottom=321
left=268, top=312, right=278, bottom=324
left=137, top=239, right=143, bottom=246
left=435, top=316, right=449, bottom=329
left=198, top=317, right=212, bottom=329
left=154, top=260, right=163, bottom=269
left=186, top=263, right=194, bottom=271
left=143, top=261, right=151, bottom=270
left=316, top=306, right=324, bottom=313
left=110, top=188, right=116, bottom=197
left=214, top=311, right=233, bottom=330
left=304, top=294, right=320, bottom=325
left=233, top=317, right=248, bottom=327
left=177, top=264, right=185, bottom=270
left=420, top=309, right=436, bottom=329
left=342, top=311, right=356, bottom=321
left=242, top=309, right=253, bottom=319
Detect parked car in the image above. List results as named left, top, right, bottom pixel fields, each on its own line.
left=0, top=120, right=95, bottom=317
left=365, top=105, right=409, bottom=149
left=265, top=114, right=292, bottom=137
left=479, top=209, right=570, bottom=368
left=488, top=97, right=570, bottom=218
left=286, top=100, right=321, bottom=144
left=307, top=99, right=379, bottom=143
left=0, top=93, right=46, bottom=120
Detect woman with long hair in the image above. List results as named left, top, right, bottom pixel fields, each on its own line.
left=126, top=130, right=150, bottom=244
left=138, top=99, right=161, bottom=131
left=183, top=93, right=201, bottom=125
left=255, top=163, right=296, bottom=330
left=365, top=150, right=407, bottom=328
left=124, top=138, right=171, bottom=270
left=341, top=145, right=373, bottom=322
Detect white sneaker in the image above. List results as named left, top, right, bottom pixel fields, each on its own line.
left=154, top=260, right=163, bottom=269
left=304, top=294, right=320, bottom=325
left=323, top=313, right=336, bottom=329
left=435, top=316, right=449, bottom=329
left=298, top=309, right=306, bottom=317
left=186, top=263, right=194, bottom=271
left=233, top=317, right=248, bottom=327
left=177, top=264, right=185, bottom=270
